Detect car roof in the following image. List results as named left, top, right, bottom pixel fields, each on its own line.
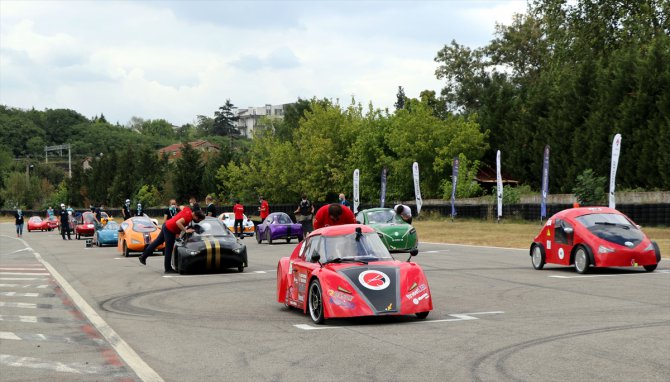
left=554, top=207, right=622, bottom=220
left=309, top=224, right=375, bottom=237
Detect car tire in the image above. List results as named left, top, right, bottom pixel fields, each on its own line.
left=574, top=246, right=590, bottom=274
left=286, top=237, right=291, bottom=244
left=256, top=230, right=262, bottom=244
left=644, top=264, right=657, bottom=272
left=123, top=241, right=130, bottom=257
left=238, top=265, right=244, bottom=273
left=308, top=279, right=325, bottom=325
left=96, top=234, right=101, bottom=247
left=531, top=244, right=545, bottom=270
left=416, top=311, right=429, bottom=319
left=267, top=230, right=273, bottom=245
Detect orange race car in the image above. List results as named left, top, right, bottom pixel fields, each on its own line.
left=117, top=215, right=165, bottom=257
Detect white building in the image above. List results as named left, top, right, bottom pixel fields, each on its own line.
left=234, top=104, right=289, bottom=138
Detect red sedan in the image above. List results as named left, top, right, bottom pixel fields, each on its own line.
left=27, top=216, right=51, bottom=232
left=530, top=207, right=661, bottom=273
left=277, top=224, right=432, bottom=324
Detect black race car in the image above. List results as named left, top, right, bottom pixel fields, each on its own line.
left=172, top=217, right=248, bottom=274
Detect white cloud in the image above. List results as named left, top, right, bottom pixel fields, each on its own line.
left=0, top=0, right=528, bottom=125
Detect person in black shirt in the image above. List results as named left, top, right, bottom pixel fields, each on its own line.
left=294, top=194, right=315, bottom=235
left=164, top=199, right=178, bottom=223
left=58, top=204, right=71, bottom=240
left=205, top=195, right=216, bottom=217
left=14, top=207, right=24, bottom=237
left=122, top=199, right=132, bottom=220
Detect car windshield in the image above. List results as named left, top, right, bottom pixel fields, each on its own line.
left=576, top=213, right=644, bottom=247
left=82, top=213, right=96, bottom=223
left=194, top=219, right=233, bottom=237
left=270, top=213, right=292, bottom=224
left=322, top=232, right=393, bottom=262
left=366, top=210, right=403, bottom=224
left=132, top=218, right=157, bottom=233
left=103, top=221, right=119, bottom=231
left=31, top=217, right=42, bottom=222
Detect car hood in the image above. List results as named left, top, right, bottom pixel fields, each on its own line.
left=326, top=262, right=401, bottom=314
left=585, top=225, right=646, bottom=248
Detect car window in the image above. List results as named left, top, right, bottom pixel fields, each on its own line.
left=575, top=213, right=635, bottom=229
left=193, top=219, right=232, bottom=237
left=554, top=219, right=573, bottom=245
left=576, top=213, right=644, bottom=247
left=104, top=222, right=119, bottom=231
left=356, top=212, right=364, bottom=224
left=82, top=213, right=96, bottom=223
left=323, top=233, right=393, bottom=262
left=132, top=218, right=157, bottom=233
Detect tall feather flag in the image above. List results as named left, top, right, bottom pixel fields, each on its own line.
left=540, top=145, right=550, bottom=219
left=412, top=162, right=422, bottom=215
left=496, top=150, right=503, bottom=221
left=451, top=157, right=459, bottom=218
left=353, top=169, right=360, bottom=214
left=380, top=167, right=388, bottom=208
left=609, top=134, right=622, bottom=209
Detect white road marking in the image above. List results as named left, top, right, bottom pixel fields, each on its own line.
left=3, top=235, right=164, bottom=382
left=0, top=332, right=21, bottom=340
left=0, top=331, right=107, bottom=346
left=550, top=270, right=670, bottom=279
left=0, top=272, right=50, bottom=276
left=0, top=302, right=38, bottom=309
left=421, top=250, right=449, bottom=254
left=0, top=284, right=49, bottom=288
left=0, top=354, right=129, bottom=376
left=163, top=269, right=275, bottom=278
left=293, top=311, right=504, bottom=330
left=0, top=292, right=40, bottom=297
left=0, top=315, right=38, bottom=323
left=0, top=268, right=47, bottom=271
left=0, top=277, right=48, bottom=281
left=0, top=248, right=31, bottom=255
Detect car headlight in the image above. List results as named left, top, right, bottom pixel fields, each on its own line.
left=131, top=239, right=141, bottom=244
left=598, top=245, right=615, bottom=254
left=644, top=243, right=655, bottom=252
left=409, top=228, right=416, bottom=234
left=190, top=251, right=198, bottom=255
left=232, top=247, right=242, bottom=254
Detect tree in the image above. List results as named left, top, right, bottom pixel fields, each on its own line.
left=572, top=169, right=606, bottom=206
left=394, top=86, right=406, bottom=111
left=212, top=99, right=240, bottom=136
left=172, top=143, right=204, bottom=201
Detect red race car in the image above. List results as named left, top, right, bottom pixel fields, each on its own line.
left=277, top=224, right=432, bottom=324
left=45, top=216, right=59, bottom=230
left=27, top=216, right=51, bottom=232
left=530, top=207, right=661, bottom=274
left=75, top=212, right=97, bottom=240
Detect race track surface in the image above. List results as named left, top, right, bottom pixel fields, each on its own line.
left=1, top=223, right=669, bottom=381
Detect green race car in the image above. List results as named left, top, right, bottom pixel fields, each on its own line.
left=355, top=208, right=418, bottom=252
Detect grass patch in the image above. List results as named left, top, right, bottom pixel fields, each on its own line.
left=413, top=218, right=670, bottom=259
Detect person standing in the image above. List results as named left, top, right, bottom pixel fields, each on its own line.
left=339, top=193, right=352, bottom=210
left=135, top=203, right=143, bottom=216
left=139, top=207, right=205, bottom=273
left=294, top=194, right=314, bottom=235
left=258, top=196, right=269, bottom=221
left=394, top=204, right=413, bottom=224
left=313, top=203, right=356, bottom=230
left=14, top=207, right=24, bottom=237
left=122, top=199, right=132, bottom=220
left=47, top=206, right=54, bottom=218
left=205, top=195, right=216, bottom=217
left=233, top=199, right=245, bottom=239
left=164, top=199, right=178, bottom=223
left=59, top=204, right=71, bottom=240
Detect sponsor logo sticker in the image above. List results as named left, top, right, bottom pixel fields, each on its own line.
left=406, top=284, right=427, bottom=299
left=358, top=270, right=391, bottom=291
left=413, top=293, right=429, bottom=305
left=328, top=289, right=353, bottom=302
left=558, top=248, right=565, bottom=260
left=329, top=297, right=355, bottom=309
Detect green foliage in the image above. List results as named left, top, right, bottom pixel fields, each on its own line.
left=1, top=172, right=39, bottom=209
left=440, top=154, right=484, bottom=199
left=172, top=143, right=204, bottom=201
left=212, top=99, right=240, bottom=136
left=135, top=185, right=162, bottom=207
left=572, top=169, right=607, bottom=206
left=491, top=184, right=534, bottom=204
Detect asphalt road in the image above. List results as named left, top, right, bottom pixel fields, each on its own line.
left=1, top=222, right=669, bottom=382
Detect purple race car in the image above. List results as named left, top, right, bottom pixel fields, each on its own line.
left=256, top=212, right=303, bottom=244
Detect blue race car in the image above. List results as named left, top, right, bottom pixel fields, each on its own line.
left=93, top=221, right=120, bottom=247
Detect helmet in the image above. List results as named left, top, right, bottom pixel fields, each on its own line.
left=125, top=199, right=130, bottom=204
left=60, top=203, right=65, bottom=208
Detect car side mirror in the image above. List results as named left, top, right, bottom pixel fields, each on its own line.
left=406, top=249, right=418, bottom=262
left=563, top=227, right=574, bottom=235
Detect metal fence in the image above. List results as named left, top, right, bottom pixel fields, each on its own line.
left=4, top=203, right=668, bottom=226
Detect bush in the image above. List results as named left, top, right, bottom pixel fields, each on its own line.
left=572, top=169, right=606, bottom=206
left=440, top=154, right=485, bottom=199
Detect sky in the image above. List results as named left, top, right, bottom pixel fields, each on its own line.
left=0, top=0, right=528, bottom=126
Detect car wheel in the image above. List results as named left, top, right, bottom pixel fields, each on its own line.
left=123, top=241, right=130, bottom=257
left=238, top=265, right=244, bottom=273
left=574, top=246, right=590, bottom=274
left=416, top=311, right=429, bottom=319
left=266, top=230, right=273, bottom=245
left=308, top=279, right=325, bottom=325
left=286, top=237, right=291, bottom=244
left=96, top=235, right=101, bottom=247
left=531, top=244, right=545, bottom=270
left=256, top=229, right=262, bottom=244
left=644, top=264, right=657, bottom=272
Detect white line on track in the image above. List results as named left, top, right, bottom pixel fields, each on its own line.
left=0, top=354, right=129, bottom=376
left=1, top=248, right=31, bottom=255
left=0, top=272, right=50, bottom=276
left=0, top=277, right=48, bottom=281
left=162, top=269, right=275, bottom=278
left=421, top=242, right=526, bottom=251
left=293, top=311, right=504, bottom=330
left=0, top=284, right=49, bottom=288
left=1, top=235, right=164, bottom=382
left=0, top=268, right=47, bottom=271
left=549, top=270, right=670, bottom=279
left=421, top=250, right=449, bottom=254
left=0, top=292, right=40, bottom=297
left=0, top=302, right=38, bottom=309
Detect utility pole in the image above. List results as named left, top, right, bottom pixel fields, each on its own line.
left=44, top=144, right=72, bottom=178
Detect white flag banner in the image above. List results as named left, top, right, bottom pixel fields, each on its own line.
left=496, top=150, right=503, bottom=219
left=353, top=169, right=360, bottom=214
left=412, top=162, right=423, bottom=214
left=609, top=134, right=622, bottom=209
